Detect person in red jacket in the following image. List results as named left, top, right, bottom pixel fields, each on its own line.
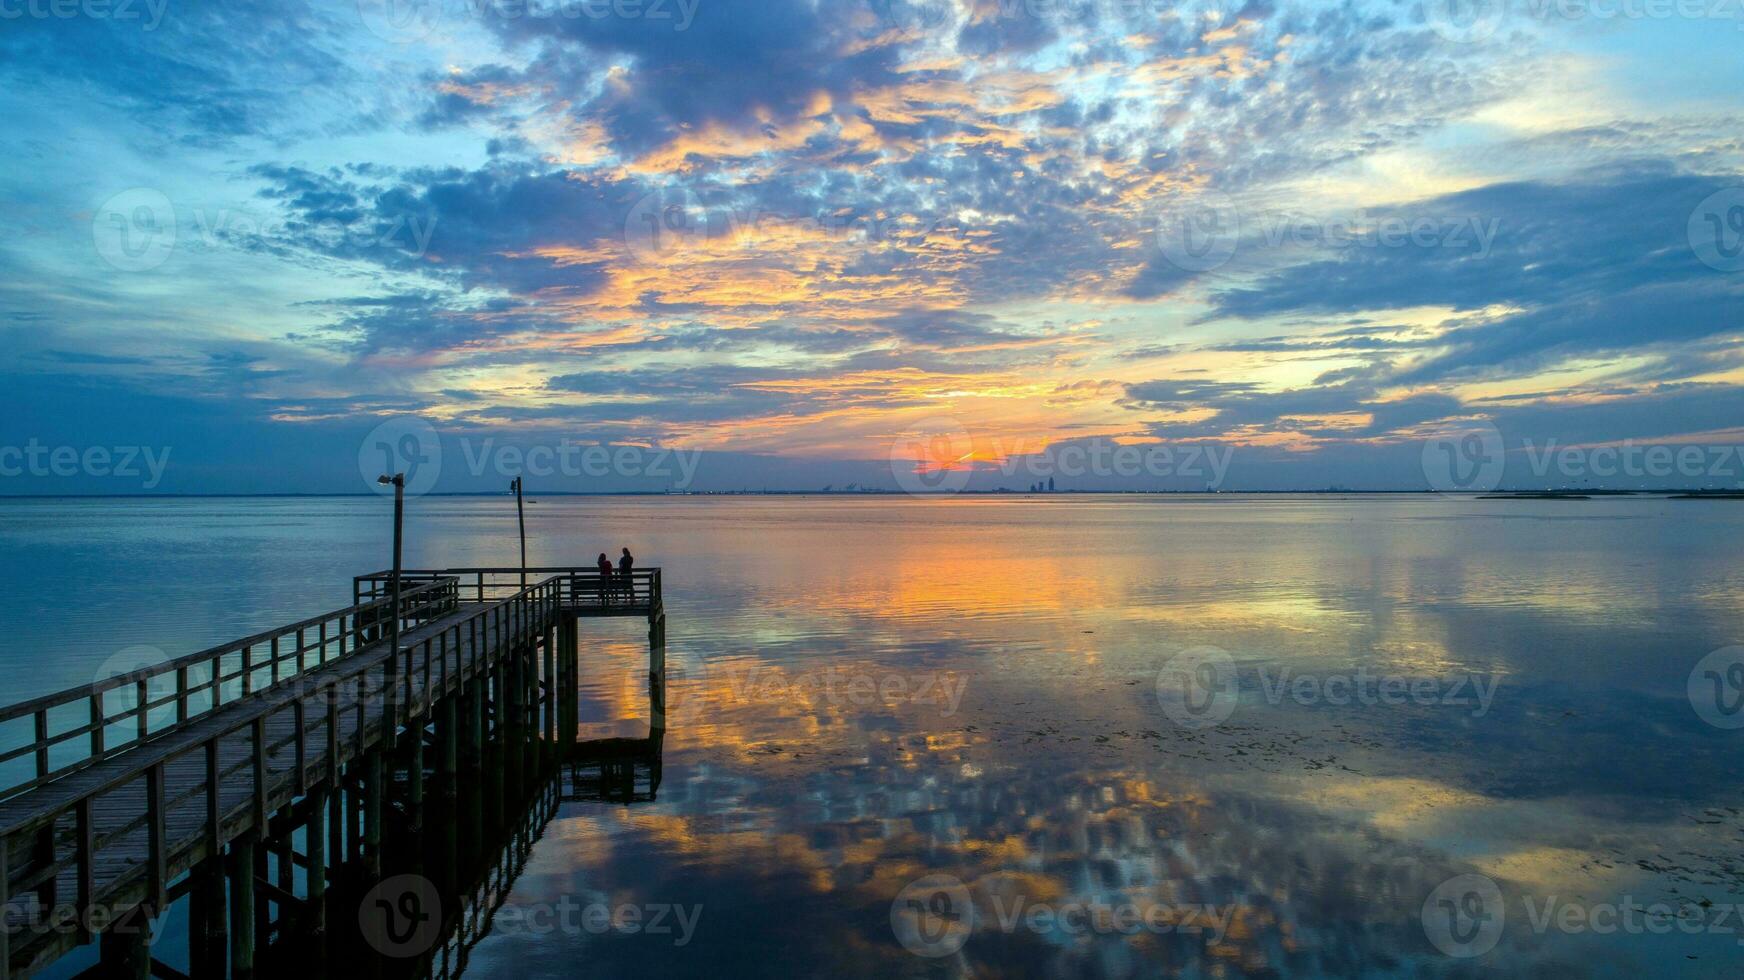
left=596, top=552, right=613, bottom=605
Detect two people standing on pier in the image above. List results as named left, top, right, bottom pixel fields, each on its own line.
left=595, top=547, right=635, bottom=604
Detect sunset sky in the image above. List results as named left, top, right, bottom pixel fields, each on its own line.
left=3, top=0, right=1742, bottom=491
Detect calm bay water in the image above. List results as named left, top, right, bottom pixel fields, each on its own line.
left=3, top=495, right=1743, bottom=977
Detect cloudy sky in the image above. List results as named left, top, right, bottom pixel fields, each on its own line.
left=2, top=0, right=1742, bottom=492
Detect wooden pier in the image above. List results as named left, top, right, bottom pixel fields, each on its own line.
left=0, top=567, right=666, bottom=979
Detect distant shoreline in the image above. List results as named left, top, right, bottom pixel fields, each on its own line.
left=1, top=490, right=1740, bottom=500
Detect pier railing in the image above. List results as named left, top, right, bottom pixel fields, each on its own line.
left=0, top=563, right=671, bottom=980
left=0, top=577, right=562, bottom=972
left=0, top=578, right=461, bottom=802
left=355, top=567, right=661, bottom=613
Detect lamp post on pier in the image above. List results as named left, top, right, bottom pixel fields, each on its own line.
left=377, top=473, right=404, bottom=735
left=511, top=476, right=527, bottom=591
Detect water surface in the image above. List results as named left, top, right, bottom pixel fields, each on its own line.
left=3, top=495, right=1741, bottom=977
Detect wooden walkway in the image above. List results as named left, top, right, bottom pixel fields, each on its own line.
left=0, top=567, right=665, bottom=979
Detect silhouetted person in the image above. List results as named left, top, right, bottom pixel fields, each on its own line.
left=618, top=547, right=635, bottom=601
left=596, top=552, right=613, bottom=605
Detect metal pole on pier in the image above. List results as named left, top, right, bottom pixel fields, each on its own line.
left=379, top=474, right=405, bottom=651
left=377, top=473, right=405, bottom=738
left=512, top=476, right=527, bottom=590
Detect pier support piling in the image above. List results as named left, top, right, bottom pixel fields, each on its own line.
left=308, top=787, right=327, bottom=936
left=328, top=787, right=344, bottom=885
left=252, top=838, right=268, bottom=953
left=649, top=609, right=666, bottom=677
left=99, top=904, right=152, bottom=980
left=408, top=724, right=425, bottom=833
left=230, top=837, right=256, bottom=979
left=363, top=750, right=383, bottom=877
left=439, top=696, right=458, bottom=798
left=190, top=858, right=227, bottom=979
